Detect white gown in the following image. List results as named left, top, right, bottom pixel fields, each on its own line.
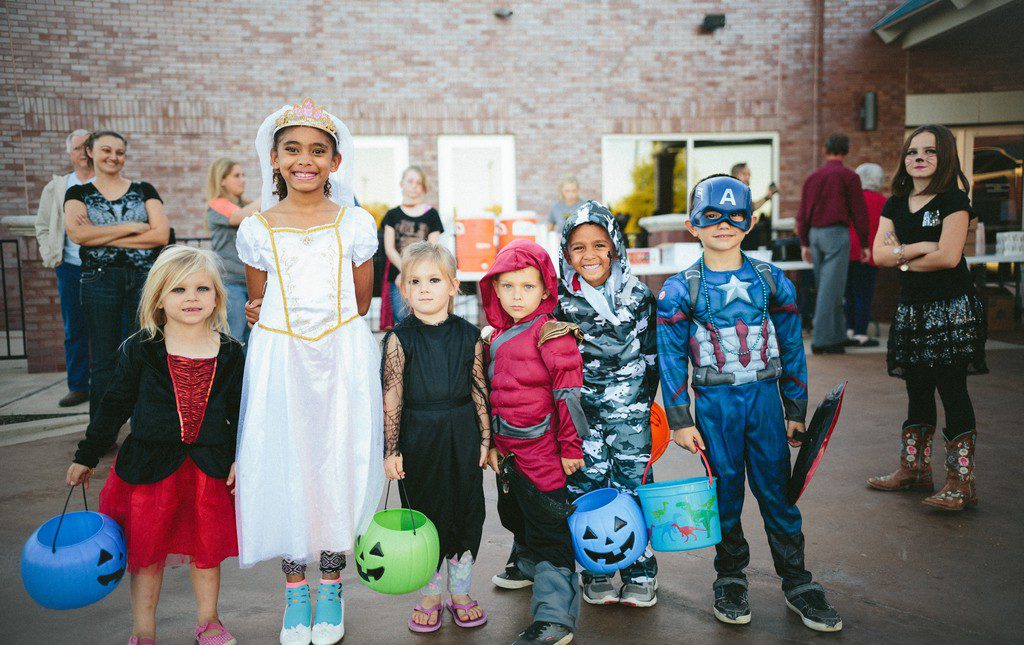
left=234, top=206, right=384, bottom=567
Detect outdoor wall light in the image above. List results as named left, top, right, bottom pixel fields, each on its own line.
left=494, top=8, right=513, bottom=19
left=861, top=92, right=878, bottom=131
left=701, top=14, right=726, bottom=32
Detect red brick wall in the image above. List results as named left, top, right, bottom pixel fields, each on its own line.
left=17, top=238, right=65, bottom=372
left=2, top=1, right=1021, bottom=368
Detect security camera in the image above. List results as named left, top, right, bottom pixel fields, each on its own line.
left=494, top=8, right=513, bottom=19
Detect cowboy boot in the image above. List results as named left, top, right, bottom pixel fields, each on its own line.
left=923, top=431, right=977, bottom=511
left=867, top=422, right=935, bottom=491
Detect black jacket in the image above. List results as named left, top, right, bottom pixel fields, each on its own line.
left=74, top=331, right=244, bottom=484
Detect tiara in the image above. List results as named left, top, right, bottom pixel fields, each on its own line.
left=274, top=98, right=337, bottom=137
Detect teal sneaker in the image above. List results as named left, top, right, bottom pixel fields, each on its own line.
left=280, top=583, right=312, bottom=645
left=312, top=581, right=344, bottom=644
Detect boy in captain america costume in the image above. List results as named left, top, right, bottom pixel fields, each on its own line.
left=656, top=175, right=843, bottom=632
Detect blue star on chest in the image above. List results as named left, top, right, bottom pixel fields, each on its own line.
left=716, top=275, right=753, bottom=305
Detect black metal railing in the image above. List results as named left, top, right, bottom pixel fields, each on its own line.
left=0, top=239, right=26, bottom=359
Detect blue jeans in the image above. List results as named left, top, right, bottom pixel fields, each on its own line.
left=55, top=262, right=90, bottom=392
left=224, top=281, right=251, bottom=346
left=80, top=266, right=147, bottom=420
left=844, top=261, right=877, bottom=336
left=389, top=279, right=409, bottom=324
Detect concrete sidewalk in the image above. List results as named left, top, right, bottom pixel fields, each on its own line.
left=0, top=358, right=89, bottom=447
left=2, top=336, right=1023, bottom=644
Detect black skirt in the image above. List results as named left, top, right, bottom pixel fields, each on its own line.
left=887, top=292, right=988, bottom=378
left=386, top=315, right=486, bottom=568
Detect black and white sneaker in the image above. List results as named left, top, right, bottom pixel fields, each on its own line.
left=512, top=621, right=573, bottom=645
left=785, top=584, right=843, bottom=632
left=492, top=563, right=534, bottom=590
left=713, top=580, right=751, bottom=625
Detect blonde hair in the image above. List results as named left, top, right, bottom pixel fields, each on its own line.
left=398, top=241, right=458, bottom=314
left=138, top=246, right=229, bottom=338
left=558, top=176, right=579, bottom=191
left=206, top=157, right=241, bottom=203
left=401, top=165, right=429, bottom=194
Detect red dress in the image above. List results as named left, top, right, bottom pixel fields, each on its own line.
left=99, top=355, right=238, bottom=573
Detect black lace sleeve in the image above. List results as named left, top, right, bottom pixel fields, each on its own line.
left=472, top=339, right=492, bottom=448
left=381, top=331, right=405, bottom=458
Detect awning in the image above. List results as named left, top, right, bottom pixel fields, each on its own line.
left=872, top=0, right=1018, bottom=49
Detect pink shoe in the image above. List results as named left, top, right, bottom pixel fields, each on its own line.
left=194, top=622, right=237, bottom=645
left=447, top=600, right=488, bottom=628
left=408, top=603, right=444, bottom=633
left=128, top=638, right=155, bottom=645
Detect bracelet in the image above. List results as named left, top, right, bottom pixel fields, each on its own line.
left=900, top=262, right=909, bottom=272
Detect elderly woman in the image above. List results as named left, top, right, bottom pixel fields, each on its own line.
left=844, top=163, right=886, bottom=347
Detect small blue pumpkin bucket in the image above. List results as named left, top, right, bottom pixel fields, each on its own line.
left=636, top=446, right=721, bottom=552
left=21, top=485, right=126, bottom=610
left=568, top=488, right=647, bottom=574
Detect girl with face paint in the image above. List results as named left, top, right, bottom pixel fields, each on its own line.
left=867, top=124, right=985, bottom=512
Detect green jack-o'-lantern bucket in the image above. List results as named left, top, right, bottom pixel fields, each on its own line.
left=355, top=481, right=439, bottom=595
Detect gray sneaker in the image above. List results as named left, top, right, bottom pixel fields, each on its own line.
left=512, top=621, right=573, bottom=645
left=581, top=575, right=618, bottom=605
left=618, top=579, right=658, bottom=607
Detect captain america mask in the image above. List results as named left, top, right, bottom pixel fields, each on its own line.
left=688, top=176, right=754, bottom=231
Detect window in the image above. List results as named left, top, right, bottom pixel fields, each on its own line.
left=602, top=133, right=779, bottom=229
left=352, top=136, right=409, bottom=221
left=437, top=135, right=517, bottom=237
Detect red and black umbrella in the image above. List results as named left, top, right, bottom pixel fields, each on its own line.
left=787, top=381, right=847, bottom=505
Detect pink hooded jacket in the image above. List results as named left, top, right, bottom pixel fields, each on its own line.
left=481, top=240, right=587, bottom=492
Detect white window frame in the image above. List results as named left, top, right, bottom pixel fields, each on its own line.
left=437, top=135, right=517, bottom=233
left=352, top=135, right=409, bottom=206
left=601, top=131, right=780, bottom=223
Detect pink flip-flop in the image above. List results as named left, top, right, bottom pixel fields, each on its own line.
left=408, top=603, right=443, bottom=633
left=447, top=600, right=488, bottom=628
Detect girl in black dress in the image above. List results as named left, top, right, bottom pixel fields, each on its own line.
left=867, top=124, right=986, bottom=511
left=381, top=242, right=491, bottom=632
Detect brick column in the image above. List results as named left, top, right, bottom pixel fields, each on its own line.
left=1, top=217, right=65, bottom=373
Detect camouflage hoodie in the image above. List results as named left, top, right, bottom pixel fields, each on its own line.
left=557, top=202, right=659, bottom=416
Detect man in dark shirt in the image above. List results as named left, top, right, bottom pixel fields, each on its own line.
left=796, top=133, right=870, bottom=354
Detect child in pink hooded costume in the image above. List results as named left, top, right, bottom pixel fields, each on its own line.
left=481, top=239, right=586, bottom=644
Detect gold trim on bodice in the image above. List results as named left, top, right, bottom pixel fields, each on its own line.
left=255, top=207, right=358, bottom=341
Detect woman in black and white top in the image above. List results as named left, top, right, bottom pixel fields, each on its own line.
left=65, top=130, right=170, bottom=420
left=867, top=124, right=986, bottom=512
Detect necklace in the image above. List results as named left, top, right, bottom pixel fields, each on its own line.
left=699, top=251, right=769, bottom=357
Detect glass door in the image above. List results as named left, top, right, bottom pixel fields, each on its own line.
left=964, top=125, right=1024, bottom=238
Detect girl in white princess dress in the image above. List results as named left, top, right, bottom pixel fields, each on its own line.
left=234, top=98, right=384, bottom=645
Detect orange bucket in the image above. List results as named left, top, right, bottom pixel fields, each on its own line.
left=650, top=402, right=671, bottom=464
left=497, top=212, right=537, bottom=249
left=455, top=215, right=497, bottom=272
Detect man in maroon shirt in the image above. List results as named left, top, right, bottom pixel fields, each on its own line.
left=796, top=133, right=871, bottom=354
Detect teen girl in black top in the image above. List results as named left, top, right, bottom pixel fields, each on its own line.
left=867, top=124, right=985, bottom=512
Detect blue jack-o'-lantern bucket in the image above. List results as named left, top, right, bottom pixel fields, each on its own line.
left=636, top=447, right=721, bottom=552
left=21, top=486, right=126, bottom=610
left=568, top=488, right=647, bottom=574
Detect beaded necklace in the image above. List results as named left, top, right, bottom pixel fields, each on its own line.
left=699, top=251, right=769, bottom=357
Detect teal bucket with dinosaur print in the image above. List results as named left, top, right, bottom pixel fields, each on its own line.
left=636, top=447, right=721, bottom=552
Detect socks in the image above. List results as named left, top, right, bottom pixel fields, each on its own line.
left=314, top=579, right=343, bottom=628
left=282, top=581, right=311, bottom=631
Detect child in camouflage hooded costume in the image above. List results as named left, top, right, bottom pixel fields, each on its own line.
left=557, top=201, right=660, bottom=606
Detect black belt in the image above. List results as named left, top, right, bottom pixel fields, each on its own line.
left=405, top=395, right=472, bottom=411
